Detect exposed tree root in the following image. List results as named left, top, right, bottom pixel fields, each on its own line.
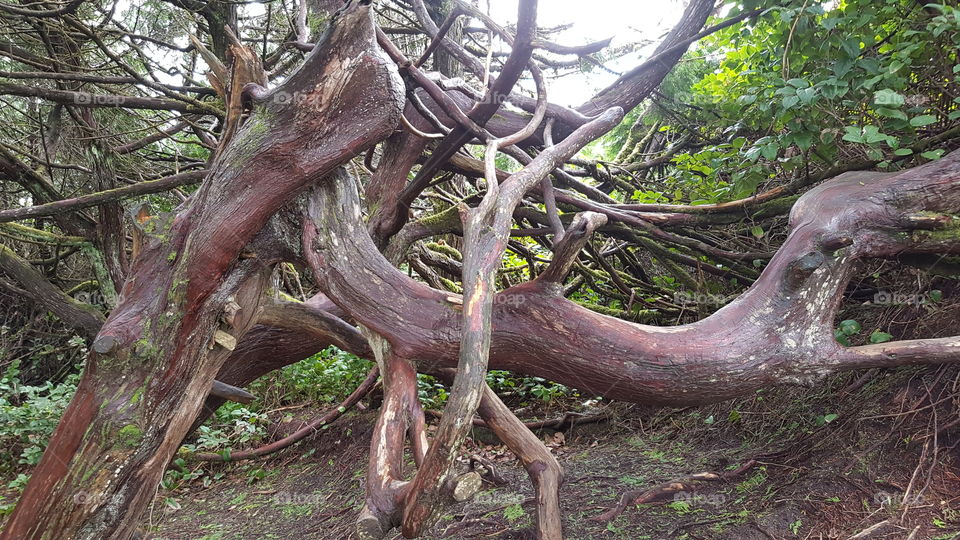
left=191, top=366, right=379, bottom=462
left=356, top=343, right=483, bottom=540
left=2, top=3, right=405, bottom=535
left=477, top=383, right=565, bottom=540
left=590, top=459, right=759, bottom=523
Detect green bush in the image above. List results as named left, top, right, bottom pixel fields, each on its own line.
left=0, top=360, right=79, bottom=474
left=249, top=346, right=374, bottom=405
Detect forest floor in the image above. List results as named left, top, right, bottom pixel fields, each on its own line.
left=141, top=277, right=960, bottom=540
left=3, top=276, right=958, bottom=539
left=143, top=366, right=960, bottom=540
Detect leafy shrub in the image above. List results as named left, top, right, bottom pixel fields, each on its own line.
left=416, top=370, right=575, bottom=410
left=0, top=360, right=79, bottom=474
left=180, top=403, right=269, bottom=456
left=249, top=346, right=373, bottom=405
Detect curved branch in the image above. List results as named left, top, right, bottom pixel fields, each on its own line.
left=0, top=0, right=85, bottom=18
left=0, top=244, right=104, bottom=338
left=0, top=82, right=217, bottom=114
left=0, top=170, right=206, bottom=224
left=192, top=366, right=379, bottom=462
left=306, top=151, right=960, bottom=407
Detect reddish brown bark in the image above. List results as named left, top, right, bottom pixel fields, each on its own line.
left=306, top=154, right=960, bottom=407
left=1, top=2, right=403, bottom=538
left=477, top=383, right=564, bottom=540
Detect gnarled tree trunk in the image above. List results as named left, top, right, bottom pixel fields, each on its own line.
left=0, top=2, right=403, bottom=537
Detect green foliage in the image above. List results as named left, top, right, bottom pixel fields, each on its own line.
left=503, top=503, right=525, bottom=522
left=835, top=319, right=862, bottom=345
left=815, top=412, right=839, bottom=425
left=250, top=347, right=374, bottom=405
left=486, top=371, right=574, bottom=404
left=416, top=370, right=576, bottom=409
left=614, top=0, right=960, bottom=206
left=666, top=500, right=692, bottom=514
left=0, top=360, right=79, bottom=473
left=173, top=347, right=372, bottom=460
left=417, top=374, right=450, bottom=409
left=180, top=404, right=268, bottom=456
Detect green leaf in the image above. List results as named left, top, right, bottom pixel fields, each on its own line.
left=797, top=87, right=817, bottom=104
left=728, top=410, right=742, bottom=423
left=750, top=225, right=764, bottom=239
left=832, top=58, right=853, bottom=78
left=929, top=290, right=943, bottom=302
left=869, top=330, right=893, bottom=344
left=894, top=148, right=914, bottom=156
left=822, top=413, right=839, bottom=423
left=842, top=126, right=863, bottom=143
left=873, top=89, right=905, bottom=107
left=761, top=143, right=779, bottom=160
left=793, top=131, right=813, bottom=151
left=861, top=126, right=889, bottom=144
left=909, top=115, right=937, bottom=127
left=876, top=107, right=907, bottom=121
left=504, top=504, right=525, bottom=522
left=921, top=149, right=945, bottom=160
left=839, top=319, right=861, bottom=336
left=841, top=37, right=861, bottom=58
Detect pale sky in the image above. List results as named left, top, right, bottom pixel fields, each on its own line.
left=128, top=0, right=688, bottom=108
left=484, top=0, right=687, bottom=106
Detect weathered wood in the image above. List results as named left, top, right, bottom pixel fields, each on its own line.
left=208, top=380, right=254, bottom=404
left=306, top=151, right=960, bottom=406
left=1, top=2, right=403, bottom=537
left=478, top=383, right=563, bottom=540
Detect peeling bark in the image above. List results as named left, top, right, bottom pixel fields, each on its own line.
left=1, top=2, right=403, bottom=537
left=306, top=153, right=960, bottom=407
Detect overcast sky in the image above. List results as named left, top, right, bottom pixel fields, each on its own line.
left=484, top=0, right=687, bottom=105
left=139, top=1, right=688, bottom=108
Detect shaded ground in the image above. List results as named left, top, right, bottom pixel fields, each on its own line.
left=2, top=273, right=956, bottom=539
left=143, top=364, right=960, bottom=540
left=139, top=275, right=960, bottom=540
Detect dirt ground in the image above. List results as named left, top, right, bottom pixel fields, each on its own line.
left=141, top=279, right=960, bottom=540
left=2, top=274, right=956, bottom=539
left=143, top=365, right=960, bottom=540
